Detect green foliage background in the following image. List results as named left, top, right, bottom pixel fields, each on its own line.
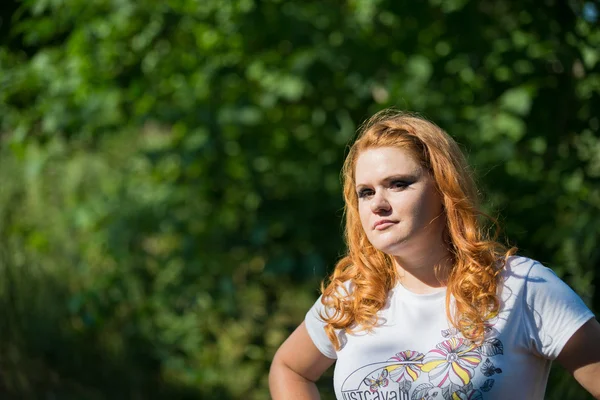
left=0, top=0, right=599, bottom=398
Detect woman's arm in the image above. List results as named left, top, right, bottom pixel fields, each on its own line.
left=556, top=318, right=600, bottom=399
left=269, top=321, right=336, bottom=399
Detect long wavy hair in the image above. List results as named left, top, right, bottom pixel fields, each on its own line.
left=320, top=109, right=515, bottom=349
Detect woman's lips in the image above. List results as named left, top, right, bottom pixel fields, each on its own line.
left=373, top=220, right=397, bottom=230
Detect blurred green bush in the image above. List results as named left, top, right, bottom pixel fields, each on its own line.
left=0, top=133, right=330, bottom=399
left=0, top=0, right=599, bottom=398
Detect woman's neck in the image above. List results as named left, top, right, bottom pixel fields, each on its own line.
left=392, top=241, right=452, bottom=294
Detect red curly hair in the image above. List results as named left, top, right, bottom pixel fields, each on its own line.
left=320, top=110, right=515, bottom=349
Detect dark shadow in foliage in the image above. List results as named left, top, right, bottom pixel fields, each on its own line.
left=0, top=243, right=234, bottom=400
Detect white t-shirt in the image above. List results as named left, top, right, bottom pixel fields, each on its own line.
left=305, top=256, right=595, bottom=400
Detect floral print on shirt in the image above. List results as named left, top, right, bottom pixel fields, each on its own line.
left=339, top=326, right=503, bottom=400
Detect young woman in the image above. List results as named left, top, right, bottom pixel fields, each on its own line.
left=269, top=110, right=600, bottom=399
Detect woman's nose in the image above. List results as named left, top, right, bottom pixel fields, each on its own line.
left=370, top=192, right=391, bottom=213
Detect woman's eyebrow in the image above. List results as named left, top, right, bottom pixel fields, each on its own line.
left=355, top=173, right=419, bottom=190
left=382, top=174, right=419, bottom=183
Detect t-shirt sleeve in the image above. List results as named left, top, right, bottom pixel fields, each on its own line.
left=304, top=295, right=338, bottom=360
left=523, top=262, right=595, bottom=359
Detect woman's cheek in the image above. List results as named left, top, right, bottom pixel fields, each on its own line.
left=358, top=203, right=370, bottom=231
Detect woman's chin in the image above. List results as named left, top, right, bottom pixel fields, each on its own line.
left=371, top=239, right=408, bottom=256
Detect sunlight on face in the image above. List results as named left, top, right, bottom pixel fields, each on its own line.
left=354, top=147, right=445, bottom=256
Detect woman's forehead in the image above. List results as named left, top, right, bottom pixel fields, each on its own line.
left=354, top=147, right=423, bottom=182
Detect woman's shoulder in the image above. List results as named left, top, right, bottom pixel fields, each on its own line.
left=501, top=255, right=536, bottom=273
left=500, top=255, right=572, bottom=292
left=500, top=255, right=550, bottom=287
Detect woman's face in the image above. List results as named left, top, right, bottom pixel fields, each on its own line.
left=354, top=146, right=445, bottom=256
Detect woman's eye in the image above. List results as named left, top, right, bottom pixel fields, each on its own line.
left=391, top=180, right=410, bottom=189
left=358, top=189, right=374, bottom=198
